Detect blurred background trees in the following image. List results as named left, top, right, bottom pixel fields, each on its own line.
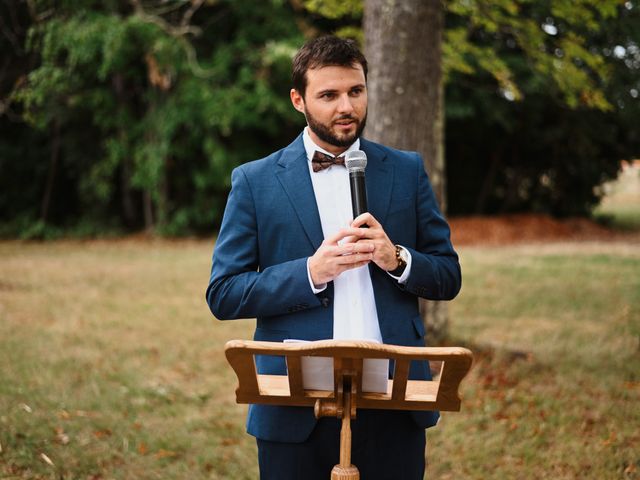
left=1, top=0, right=638, bottom=238
left=444, top=0, right=640, bottom=217
left=1, top=0, right=305, bottom=237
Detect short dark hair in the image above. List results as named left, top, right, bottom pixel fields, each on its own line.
left=292, top=36, right=368, bottom=97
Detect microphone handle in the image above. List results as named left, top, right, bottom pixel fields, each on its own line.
left=349, top=171, right=368, bottom=227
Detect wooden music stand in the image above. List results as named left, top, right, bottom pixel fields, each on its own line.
left=225, top=339, right=473, bottom=480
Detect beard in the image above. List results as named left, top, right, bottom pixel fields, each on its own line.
left=305, top=109, right=367, bottom=148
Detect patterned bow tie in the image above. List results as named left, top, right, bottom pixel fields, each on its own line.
left=311, top=151, right=345, bottom=172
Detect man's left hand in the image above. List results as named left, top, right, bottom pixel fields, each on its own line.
left=350, top=213, right=398, bottom=272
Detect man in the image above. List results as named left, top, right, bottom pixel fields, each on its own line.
left=206, top=36, right=461, bottom=480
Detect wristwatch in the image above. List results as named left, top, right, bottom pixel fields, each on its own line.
left=388, top=245, right=408, bottom=277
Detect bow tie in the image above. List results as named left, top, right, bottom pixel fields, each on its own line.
left=311, top=151, right=345, bottom=172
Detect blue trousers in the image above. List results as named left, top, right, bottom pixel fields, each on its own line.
left=257, top=409, right=426, bottom=480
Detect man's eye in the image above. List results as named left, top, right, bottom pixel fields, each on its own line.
left=321, top=93, right=335, bottom=99
left=350, top=88, right=363, bottom=96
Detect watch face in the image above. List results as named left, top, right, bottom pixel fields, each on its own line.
left=399, top=247, right=408, bottom=263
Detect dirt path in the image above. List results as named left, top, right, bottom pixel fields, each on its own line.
left=449, top=162, right=640, bottom=246
left=449, top=213, right=639, bottom=246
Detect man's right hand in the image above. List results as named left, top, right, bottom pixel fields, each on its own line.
left=308, top=227, right=374, bottom=287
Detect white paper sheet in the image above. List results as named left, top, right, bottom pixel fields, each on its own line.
left=283, top=339, right=389, bottom=394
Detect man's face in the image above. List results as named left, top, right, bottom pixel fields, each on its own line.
left=290, top=64, right=368, bottom=155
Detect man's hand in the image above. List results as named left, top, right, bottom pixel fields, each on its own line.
left=351, top=213, right=398, bottom=271
left=308, top=227, right=374, bottom=286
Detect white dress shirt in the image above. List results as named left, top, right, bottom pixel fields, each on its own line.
left=302, top=128, right=411, bottom=342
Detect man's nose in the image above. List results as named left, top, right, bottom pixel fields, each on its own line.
left=336, top=94, right=355, bottom=114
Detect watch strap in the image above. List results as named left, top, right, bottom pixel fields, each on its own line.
left=388, top=244, right=407, bottom=277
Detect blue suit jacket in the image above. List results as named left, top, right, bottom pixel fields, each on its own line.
left=206, top=134, right=461, bottom=442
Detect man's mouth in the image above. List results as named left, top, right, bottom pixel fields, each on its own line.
left=334, top=118, right=357, bottom=128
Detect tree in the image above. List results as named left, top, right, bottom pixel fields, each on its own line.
left=303, top=0, right=635, bottom=217
left=363, top=0, right=449, bottom=344
left=304, top=0, right=634, bottom=343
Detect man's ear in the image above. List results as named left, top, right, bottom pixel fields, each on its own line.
left=290, top=88, right=305, bottom=113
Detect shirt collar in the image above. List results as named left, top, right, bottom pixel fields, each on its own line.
left=302, top=127, right=360, bottom=162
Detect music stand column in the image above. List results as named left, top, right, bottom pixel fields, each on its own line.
left=315, top=373, right=359, bottom=480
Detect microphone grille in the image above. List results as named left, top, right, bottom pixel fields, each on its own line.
left=345, top=150, right=367, bottom=172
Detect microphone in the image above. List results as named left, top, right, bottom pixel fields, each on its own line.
left=345, top=150, right=368, bottom=224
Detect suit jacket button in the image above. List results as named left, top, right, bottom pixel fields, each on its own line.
left=321, top=297, right=330, bottom=308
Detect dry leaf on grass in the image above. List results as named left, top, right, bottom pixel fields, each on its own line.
left=54, top=427, right=70, bottom=445
left=40, top=452, right=54, bottom=466
left=93, top=429, right=112, bottom=439
left=154, top=449, right=178, bottom=459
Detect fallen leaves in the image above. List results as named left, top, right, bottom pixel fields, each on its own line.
left=40, top=452, right=54, bottom=466
left=624, top=463, right=637, bottom=476
left=154, top=449, right=178, bottom=459
left=57, top=409, right=99, bottom=419
left=601, top=431, right=617, bottom=447
left=220, top=437, right=240, bottom=447
left=54, top=427, right=70, bottom=445
left=136, top=443, right=179, bottom=460
left=58, top=410, right=71, bottom=420
left=137, top=442, right=147, bottom=455
left=93, top=429, right=112, bottom=439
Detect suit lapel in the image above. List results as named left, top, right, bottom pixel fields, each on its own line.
left=361, top=138, right=393, bottom=224
left=273, top=136, right=392, bottom=251
left=275, top=135, right=324, bottom=250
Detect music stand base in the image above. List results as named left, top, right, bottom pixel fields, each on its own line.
left=331, top=464, right=359, bottom=480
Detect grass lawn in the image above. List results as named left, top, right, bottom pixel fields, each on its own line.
left=1, top=239, right=639, bottom=479
left=594, top=162, right=640, bottom=231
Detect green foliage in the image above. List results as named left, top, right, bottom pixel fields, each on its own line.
left=302, top=0, right=363, bottom=19
left=305, top=0, right=637, bottom=217
left=446, top=1, right=640, bottom=216
left=2, top=0, right=304, bottom=235
left=443, top=26, right=522, bottom=100
left=1, top=0, right=638, bottom=234
left=306, top=0, right=622, bottom=112
left=448, top=0, right=618, bottom=110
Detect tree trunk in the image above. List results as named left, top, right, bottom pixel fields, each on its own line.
left=120, top=153, right=136, bottom=228
left=143, top=191, right=154, bottom=231
left=41, top=118, right=61, bottom=222
left=364, top=0, right=449, bottom=345
left=112, top=74, right=136, bottom=228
